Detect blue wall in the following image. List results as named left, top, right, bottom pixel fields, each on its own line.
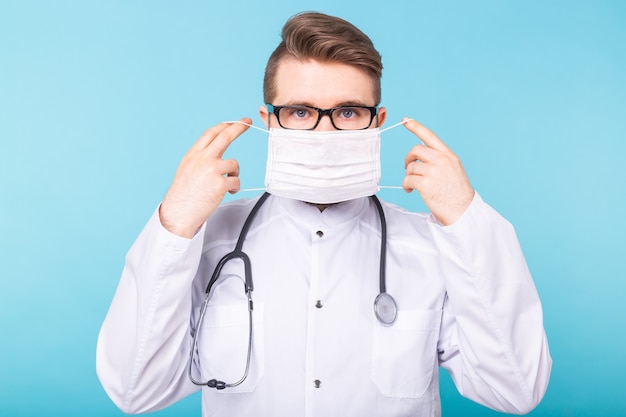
left=1, top=1, right=624, bottom=415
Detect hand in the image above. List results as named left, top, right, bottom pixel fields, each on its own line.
left=402, top=118, right=475, bottom=226
left=159, top=118, right=252, bottom=238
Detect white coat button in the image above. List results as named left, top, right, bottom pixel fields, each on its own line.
left=316, top=230, right=324, bottom=237
left=314, top=380, right=321, bottom=388
left=315, top=300, right=323, bottom=308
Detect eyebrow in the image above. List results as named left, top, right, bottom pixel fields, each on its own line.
left=281, top=100, right=375, bottom=108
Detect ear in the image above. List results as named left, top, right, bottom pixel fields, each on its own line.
left=259, top=105, right=270, bottom=129
left=376, top=106, right=387, bottom=128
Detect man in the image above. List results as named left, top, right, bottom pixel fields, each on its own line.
left=97, top=11, right=551, bottom=417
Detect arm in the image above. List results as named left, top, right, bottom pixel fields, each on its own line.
left=96, top=120, right=252, bottom=412
left=402, top=120, right=551, bottom=412
left=432, top=194, right=551, bottom=414
left=96, top=211, right=205, bottom=413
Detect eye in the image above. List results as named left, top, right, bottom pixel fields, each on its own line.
left=294, top=109, right=309, bottom=118
left=335, top=107, right=366, bottom=120
left=284, top=106, right=314, bottom=119
left=340, top=109, right=355, bottom=118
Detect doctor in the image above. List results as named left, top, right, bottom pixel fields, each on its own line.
left=97, top=11, right=551, bottom=417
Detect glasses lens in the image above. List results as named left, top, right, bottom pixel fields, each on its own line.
left=331, top=107, right=374, bottom=130
left=276, top=106, right=319, bottom=130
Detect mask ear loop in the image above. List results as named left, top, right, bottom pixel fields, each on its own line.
left=221, top=121, right=269, bottom=192
left=379, top=118, right=412, bottom=190
left=223, top=120, right=269, bottom=134
left=222, top=119, right=413, bottom=193
left=379, top=118, right=411, bottom=134
left=224, top=119, right=411, bottom=134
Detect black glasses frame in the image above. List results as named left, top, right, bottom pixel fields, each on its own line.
left=266, top=104, right=378, bottom=130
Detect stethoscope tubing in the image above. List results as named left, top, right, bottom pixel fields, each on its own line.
left=370, top=194, right=398, bottom=326
left=189, top=192, right=397, bottom=389
left=189, top=193, right=270, bottom=388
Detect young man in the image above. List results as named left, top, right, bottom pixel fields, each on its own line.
left=97, top=12, right=551, bottom=417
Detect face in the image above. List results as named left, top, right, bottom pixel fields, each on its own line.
left=259, top=58, right=386, bottom=131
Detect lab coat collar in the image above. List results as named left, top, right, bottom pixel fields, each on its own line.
left=273, top=194, right=368, bottom=229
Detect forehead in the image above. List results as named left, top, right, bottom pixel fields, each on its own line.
left=273, top=58, right=377, bottom=107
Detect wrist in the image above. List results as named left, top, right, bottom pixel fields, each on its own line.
left=158, top=202, right=201, bottom=239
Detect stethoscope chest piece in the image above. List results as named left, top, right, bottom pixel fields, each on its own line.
left=374, top=292, right=397, bottom=326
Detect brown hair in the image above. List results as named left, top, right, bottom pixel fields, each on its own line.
left=263, top=12, right=383, bottom=105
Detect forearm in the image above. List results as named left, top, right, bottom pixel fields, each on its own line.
left=433, top=193, right=552, bottom=414
left=96, top=207, right=203, bottom=413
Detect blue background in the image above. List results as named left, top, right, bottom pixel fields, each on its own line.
left=1, top=1, right=625, bottom=416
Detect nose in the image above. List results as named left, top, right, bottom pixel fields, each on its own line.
left=314, top=114, right=335, bottom=131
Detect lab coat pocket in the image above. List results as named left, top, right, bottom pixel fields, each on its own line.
left=371, top=309, right=441, bottom=398
left=195, top=303, right=265, bottom=393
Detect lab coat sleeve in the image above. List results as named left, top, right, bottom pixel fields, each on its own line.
left=431, top=193, right=551, bottom=414
left=96, top=207, right=204, bottom=414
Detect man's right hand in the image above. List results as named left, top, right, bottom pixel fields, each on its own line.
left=159, top=118, right=252, bottom=238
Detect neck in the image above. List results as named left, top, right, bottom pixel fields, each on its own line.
left=306, top=202, right=337, bottom=212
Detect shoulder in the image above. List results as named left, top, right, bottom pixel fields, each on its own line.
left=378, top=198, right=430, bottom=230
left=368, top=197, right=435, bottom=250
left=204, top=194, right=268, bottom=241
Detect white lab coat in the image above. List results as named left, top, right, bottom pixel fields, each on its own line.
left=96, top=192, right=551, bottom=416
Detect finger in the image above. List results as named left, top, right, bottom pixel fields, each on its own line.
left=191, top=122, right=233, bottom=152
left=402, top=172, right=431, bottom=193
left=402, top=174, right=419, bottom=193
left=405, top=160, right=431, bottom=177
left=191, top=117, right=252, bottom=152
left=221, top=158, right=240, bottom=178
left=224, top=176, right=241, bottom=194
left=207, top=117, right=253, bottom=158
left=404, top=144, right=438, bottom=168
left=402, top=118, right=451, bottom=152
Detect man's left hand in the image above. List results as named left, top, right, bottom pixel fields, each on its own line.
left=402, top=118, right=475, bottom=226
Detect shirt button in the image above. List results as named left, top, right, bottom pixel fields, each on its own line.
left=314, top=380, right=321, bottom=388
left=316, top=230, right=324, bottom=238
left=315, top=300, right=323, bottom=308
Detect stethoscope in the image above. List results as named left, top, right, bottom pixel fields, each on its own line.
left=189, top=192, right=398, bottom=389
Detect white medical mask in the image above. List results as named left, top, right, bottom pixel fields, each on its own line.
left=226, top=120, right=407, bottom=204
left=265, top=127, right=381, bottom=204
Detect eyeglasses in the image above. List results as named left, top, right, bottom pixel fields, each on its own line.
left=267, top=104, right=378, bottom=130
